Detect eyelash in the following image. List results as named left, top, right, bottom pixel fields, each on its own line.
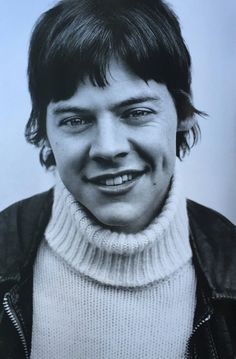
left=123, top=109, right=153, bottom=119
left=60, top=116, right=92, bottom=127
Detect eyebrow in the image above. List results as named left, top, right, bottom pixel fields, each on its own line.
left=52, top=96, right=160, bottom=115
left=111, top=96, right=160, bottom=111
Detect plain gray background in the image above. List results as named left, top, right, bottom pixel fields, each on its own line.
left=0, top=0, right=236, bottom=223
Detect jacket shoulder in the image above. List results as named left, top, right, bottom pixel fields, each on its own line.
left=187, top=199, right=235, bottom=235
left=0, top=190, right=53, bottom=279
left=0, top=190, right=54, bottom=235
left=187, top=199, right=236, bottom=298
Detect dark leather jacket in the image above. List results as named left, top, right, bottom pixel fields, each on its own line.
left=0, top=190, right=235, bottom=359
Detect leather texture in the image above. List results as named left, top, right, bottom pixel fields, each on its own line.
left=0, top=190, right=235, bottom=358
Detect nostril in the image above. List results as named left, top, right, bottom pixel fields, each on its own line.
left=89, top=140, right=129, bottom=161
left=92, top=151, right=128, bottom=164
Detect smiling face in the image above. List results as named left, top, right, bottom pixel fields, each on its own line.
left=46, top=60, right=179, bottom=233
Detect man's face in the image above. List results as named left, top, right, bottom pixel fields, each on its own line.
left=46, top=60, right=178, bottom=233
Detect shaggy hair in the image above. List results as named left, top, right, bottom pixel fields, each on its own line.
left=25, top=0, right=204, bottom=168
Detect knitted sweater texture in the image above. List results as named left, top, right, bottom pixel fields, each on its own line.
left=30, top=172, right=196, bottom=358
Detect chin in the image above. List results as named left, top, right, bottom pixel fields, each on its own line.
left=91, top=207, right=138, bottom=232
left=97, top=214, right=136, bottom=229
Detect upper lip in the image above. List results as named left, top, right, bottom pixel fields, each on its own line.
left=86, top=169, right=146, bottom=183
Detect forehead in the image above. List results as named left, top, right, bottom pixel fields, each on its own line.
left=48, top=59, right=174, bottom=112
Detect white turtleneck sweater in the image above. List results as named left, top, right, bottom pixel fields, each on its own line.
left=30, top=171, right=196, bottom=359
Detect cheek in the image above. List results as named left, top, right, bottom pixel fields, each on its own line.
left=146, top=131, right=176, bottom=176
left=143, top=125, right=176, bottom=158
left=158, top=118, right=177, bottom=155
left=51, top=139, right=90, bottom=176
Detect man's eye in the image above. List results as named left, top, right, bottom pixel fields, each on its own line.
left=60, top=117, right=92, bottom=127
left=124, top=109, right=153, bottom=119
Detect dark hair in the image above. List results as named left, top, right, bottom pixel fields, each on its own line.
left=25, top=0, right=204, bottom=168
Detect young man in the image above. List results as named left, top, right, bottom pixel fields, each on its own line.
left=0, top=0, right=235, bottom=358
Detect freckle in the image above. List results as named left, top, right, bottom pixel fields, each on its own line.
left=153, top=182, right=157, bottom=185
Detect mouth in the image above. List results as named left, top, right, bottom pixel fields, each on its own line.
left=87, top=170, right=146, bottom=187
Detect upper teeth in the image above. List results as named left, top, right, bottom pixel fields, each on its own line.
left=101, top=174, right=133, bottom=186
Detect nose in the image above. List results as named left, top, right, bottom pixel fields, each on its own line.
left=89, top=117, right=130, bottom=161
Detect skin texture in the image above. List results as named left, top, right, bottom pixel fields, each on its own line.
left=46, top=60, right=187, bottom=233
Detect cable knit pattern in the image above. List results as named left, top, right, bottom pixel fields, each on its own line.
left=45, top=170, right=191, bottom=287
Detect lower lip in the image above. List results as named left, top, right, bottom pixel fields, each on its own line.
left=90, top=174, right=145, bottom=195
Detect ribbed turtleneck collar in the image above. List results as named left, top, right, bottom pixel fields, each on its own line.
left=45, top=169, right=192, bottom=287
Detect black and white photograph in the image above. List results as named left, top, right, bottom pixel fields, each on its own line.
left=0, top=0, right=236, bottom=358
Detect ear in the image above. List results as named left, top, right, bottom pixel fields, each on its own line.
left=177, top=116, right=196, bottom=132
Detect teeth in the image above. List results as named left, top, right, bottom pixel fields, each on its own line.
left=105, top=178, right=114, bottom=186
left=114, top=176, right=123, bottom=185
left=101, top=173, right=135, bottom=186
left=122, top=174, right=128, bottom=182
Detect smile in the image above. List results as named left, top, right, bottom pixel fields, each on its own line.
left=88, top=171, right=144, bottom=186
left=98, top=173, right=141, bottom=186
